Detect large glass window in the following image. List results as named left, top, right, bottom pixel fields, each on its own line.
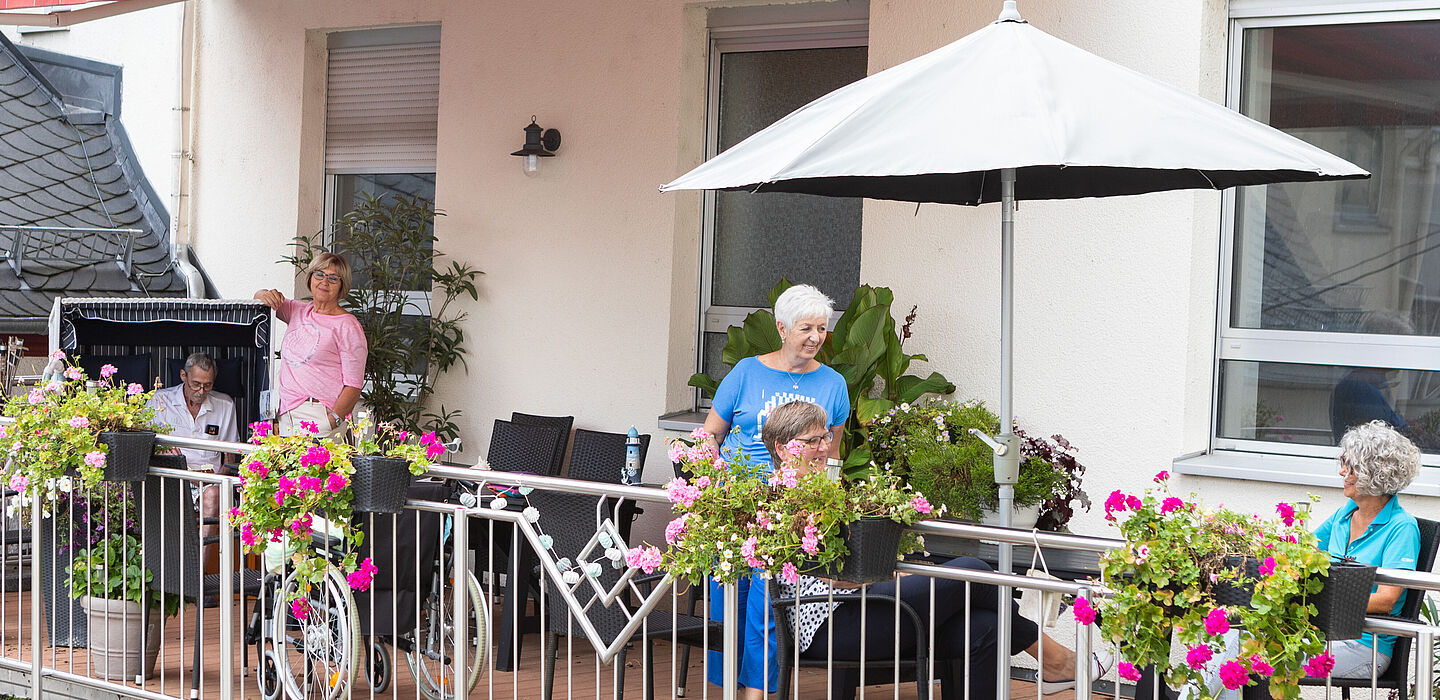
left=1220, top=13, right=1440, bottom=457
left=698, top=9, right=868, bottom=395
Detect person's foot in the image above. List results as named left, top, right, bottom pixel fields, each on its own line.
left=1039, top=650, right=1113, bottom=695
left=202, top=595, right=219, bottom=609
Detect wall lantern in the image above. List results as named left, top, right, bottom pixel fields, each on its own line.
left=511, top=116, right=561, bottom=177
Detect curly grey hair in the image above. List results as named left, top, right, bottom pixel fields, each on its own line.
left=1338, top=420, right=1420, bottom=497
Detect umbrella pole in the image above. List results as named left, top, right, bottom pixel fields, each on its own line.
left=996, top=166, right=1020, bottom=698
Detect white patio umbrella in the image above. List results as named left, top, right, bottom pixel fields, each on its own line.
left=662, top=3, right=1366, bottom=693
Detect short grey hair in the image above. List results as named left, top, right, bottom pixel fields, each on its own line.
left=1339, top=420, right=1420, bottom=497
left=183, top=352, right=216, bottom=374
left=762, top=401, right=829, bottom=464
left=773, top=284, right=835, bottom=331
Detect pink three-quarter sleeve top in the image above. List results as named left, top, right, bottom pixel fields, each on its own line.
left=276, top=298, right=368, bottom=416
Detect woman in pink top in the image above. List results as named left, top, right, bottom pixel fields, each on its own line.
left=254, top=252, right=368, bottom=437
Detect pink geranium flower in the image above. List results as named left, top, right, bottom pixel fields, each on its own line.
left=1257, top=556, right=1276, bottom=576
left=1218, top=661, right=1249, bottom=690
left=1303, top=652, right=1335, bottom=678
left=780, top=562, right=798, bottom=584
left=910, top=495, right=932, bottom=514
left=84, top=450, right=106, bottom=468
left=1275, top=502, right=1297, bottom=527
left=99, top=364, right=117, bottom=378
left=1204, top=607, right=1230, bottom=636
left=1072, top=596, right=1096, bottom=625
left=325, top=472, right=347, bottom=492
left=126, top=383, right=144, bottom=395
left=346, top=557, right=379, bottom=591
left=1160, top=497, right=1184, bottom=514
left=1117, top=661, right=1141, bottom=682
left=1249, top=655, right=1273, bottom=676
left=67, top=415, right=89, bottom=429
left=1186, top=644, right=1214, bottom=670
left=1153, top=470, right=1169, bottom=482
left=64, top=367, right=82, bottom=381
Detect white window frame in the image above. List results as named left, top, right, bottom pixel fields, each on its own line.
left=696, top=7, right=868, bottom=408
left=1187, top=2, right=1440, bottom=492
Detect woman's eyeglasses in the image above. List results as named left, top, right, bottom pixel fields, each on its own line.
left=312, top=271, right=343, bottom=283
left=795, top=432, right=834, bottom=448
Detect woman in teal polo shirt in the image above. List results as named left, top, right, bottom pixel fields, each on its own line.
left=1312, top=419, right=1422, bottom=678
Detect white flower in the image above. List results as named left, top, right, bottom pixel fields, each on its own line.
left=722, top=549, right=732, bottom=559
left=490, top=497, right=509, bottom=510
left=720, top=561, right=732, bottom=572
left=522, top=506, right=540, bottom=523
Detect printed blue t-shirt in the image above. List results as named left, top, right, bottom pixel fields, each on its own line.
left=1313, top=495, right=1420, bottom=657
left=710, top=356, right=849, bottom=469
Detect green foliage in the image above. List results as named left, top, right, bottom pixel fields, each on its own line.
left=1420, top=594, right=1440, bottom=699
left=350, top=414, right=442, bottom=474
left=688, top=280, right=955, bottom=472
left=69, top=534, right=150, bottom=604
left=865, top=399, right=1087, bottom=527
left=1094, top=475, right=1331, bottom=699
left=284, top=193, right=481, bottom=441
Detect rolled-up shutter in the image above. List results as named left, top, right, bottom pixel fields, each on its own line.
left=325, top=26, right=440, bottom=174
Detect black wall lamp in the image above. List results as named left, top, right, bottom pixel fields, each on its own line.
left=511, top=116, right=561, bottom=177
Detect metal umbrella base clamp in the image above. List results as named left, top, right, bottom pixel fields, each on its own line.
left=660, top=2, right=1368, bottom=695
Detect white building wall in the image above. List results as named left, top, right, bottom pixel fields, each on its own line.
left=2, top=3, right=186, bottom=231
left=186, top=0, right=1437, bottom=535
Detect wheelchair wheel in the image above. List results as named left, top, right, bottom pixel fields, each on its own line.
left=274, top=566, right=360, bottom=700
left=404, top=569, right=487, bottom=700
left=254, top=576, right=284, bottom=700
left=366, top=637, right=392, bottom=693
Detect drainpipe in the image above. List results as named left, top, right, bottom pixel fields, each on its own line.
left=175, top=244, right=205, bottom=297
left=173, top=0, right=198, bottom=265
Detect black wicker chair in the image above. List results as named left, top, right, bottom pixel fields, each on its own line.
left=1283, top=516, right=1439, bottom=700
left=531, top=489, right=722, bottom=700
left=511, top=412, right=574, bottom=476
left=488, top=419, right=566, bottom=476
left=768, top=577, right=960, bottom=700
left=566, top=428, right=651, bottom=483
left=140, top=473, right=264, bottom=699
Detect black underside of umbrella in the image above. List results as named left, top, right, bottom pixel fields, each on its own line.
left=737, top=165, right=1368, bottom=205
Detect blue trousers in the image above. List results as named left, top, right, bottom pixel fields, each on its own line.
left=706, top=573, right=778, bottom=693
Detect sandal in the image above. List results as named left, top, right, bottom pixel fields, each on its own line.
left=1040, top=649, right=1114, bottom=695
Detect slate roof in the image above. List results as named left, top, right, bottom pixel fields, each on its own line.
left=0, top=32, right=181, bottom=332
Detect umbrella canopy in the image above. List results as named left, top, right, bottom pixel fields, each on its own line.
left=660, top=5, right=1366, bottom=204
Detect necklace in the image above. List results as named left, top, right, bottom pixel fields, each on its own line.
left=785, top=367, right=805, bottom=390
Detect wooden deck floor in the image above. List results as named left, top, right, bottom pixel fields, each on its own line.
left=0, top=590, right=1111, bottom=699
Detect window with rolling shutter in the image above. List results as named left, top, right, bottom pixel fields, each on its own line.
left=324, top=25, right=440, bottom=174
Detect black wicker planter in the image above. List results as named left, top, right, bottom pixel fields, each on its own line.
left=97, top=431, right=156, bottom=482
left=351, top=456, right=412, bottom=513
left=1211, top=555, right=1376, bottom=640
left=805, top=517, right=903, bottom=585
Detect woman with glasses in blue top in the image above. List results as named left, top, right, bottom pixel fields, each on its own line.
left=697, top=283, right=850, bottom=699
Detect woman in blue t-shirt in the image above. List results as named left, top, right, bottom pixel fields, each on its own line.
left=700, top=283, right=850, bottom=698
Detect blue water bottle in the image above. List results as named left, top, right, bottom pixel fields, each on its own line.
left=623, top=426, right=641, bottom=486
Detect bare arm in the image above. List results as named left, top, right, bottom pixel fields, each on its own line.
left=828, top=424, right=844, bottom=460
left=701, top=408, right=730, bottom=455
left=1367, top=583, right=1405, bottom=614
left=331, top=386, right=362, bottom=427
left=253, top=288, right=286, bottom=309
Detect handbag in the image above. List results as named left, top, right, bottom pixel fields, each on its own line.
left=1018, top=529, right=1063, bottom=628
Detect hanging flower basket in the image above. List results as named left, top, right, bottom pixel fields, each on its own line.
left=805, top=517, right=904, bottom=585
left=1212, top=556, right=1377, bottom=640
left=350, top=456, right=412, bottom=514
left=98, top=431, right=156, bottom=482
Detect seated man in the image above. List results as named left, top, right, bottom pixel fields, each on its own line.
left=148, top=352, right=240, bottom=582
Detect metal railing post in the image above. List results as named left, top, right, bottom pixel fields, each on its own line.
left=29, top=493, right=41, bottom=698
left=1419, top=628, right=1434, bottom=700
left=722, top=581, right=738, bottom=700
left=452, top=503, right=469, bottom=698
left=218, top=481, right=234, bottom=700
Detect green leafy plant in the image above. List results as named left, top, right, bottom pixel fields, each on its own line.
left=1419, top=593, right=1440, bottom=699
left=350, top=414, right=445, bottom=474
left=2, top=351, right=163, bottom=504
left=69, top=533, right=150, bottom=604
left=284, top=193, right=481, bottom=442
left=688, top=280, right=955, bottom=473
left=232, top=420, right=373, bottom=599
left=1088, top=472, right=1332, bottom=699
left=628, top=429, right=937, bottom=584
left=865, top=399, right=1088, bottom=528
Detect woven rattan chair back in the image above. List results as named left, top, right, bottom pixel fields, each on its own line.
left=511, top=412, right=574, bottom=475
left=487, top=419, right=565, bottom=475
left=140, top=475, right=203, bottom=600
left=567, top=428, right=651, bottom=483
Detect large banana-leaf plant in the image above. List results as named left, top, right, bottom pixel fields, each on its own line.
left=690, top=280, right=955, bottom=474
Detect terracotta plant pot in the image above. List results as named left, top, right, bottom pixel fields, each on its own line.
left=79, top=596, right=163, bottom=680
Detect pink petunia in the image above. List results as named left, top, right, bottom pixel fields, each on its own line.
left=99, top=364, right=117, bottom=379
left=1117, top=662, right=1141, bottom=682
left=1257, top=556, right=1276, bottom=576
left=911, top=495, right=933, bottom=514
left=1204, top=607, right=1230, bottom=636
left=1218, top=661, right=1249, bottom=690
left=1072, top=596, right=1096, bottom=625
left=1186, top=644, right=1214, bottom=670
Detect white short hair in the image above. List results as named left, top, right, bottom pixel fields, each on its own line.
left=773, top=284, right=835, bottom=330
left=1339, top=420, right=1420, bottom=497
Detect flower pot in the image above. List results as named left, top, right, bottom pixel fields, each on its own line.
left=1211, top=555, right=1376, bottom=640
left=350, top=455, right=412, bottom=513
left=98, top=431, right=156, bottom=482
left=806, top=517, right=904, bottom=585
left=79, top=596, right=163, bottom=680
left=978, top=503, right=1042, bottom=530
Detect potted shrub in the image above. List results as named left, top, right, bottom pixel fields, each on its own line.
left=1084, top=471, right=1367, bottom=699
left=232, top=421, right=378, bottom=599
left=865, top=399, right=1088, bottom=530
left=349, top=414, right=445, bottom=513
left=628, top=430, right=937, bottom=586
